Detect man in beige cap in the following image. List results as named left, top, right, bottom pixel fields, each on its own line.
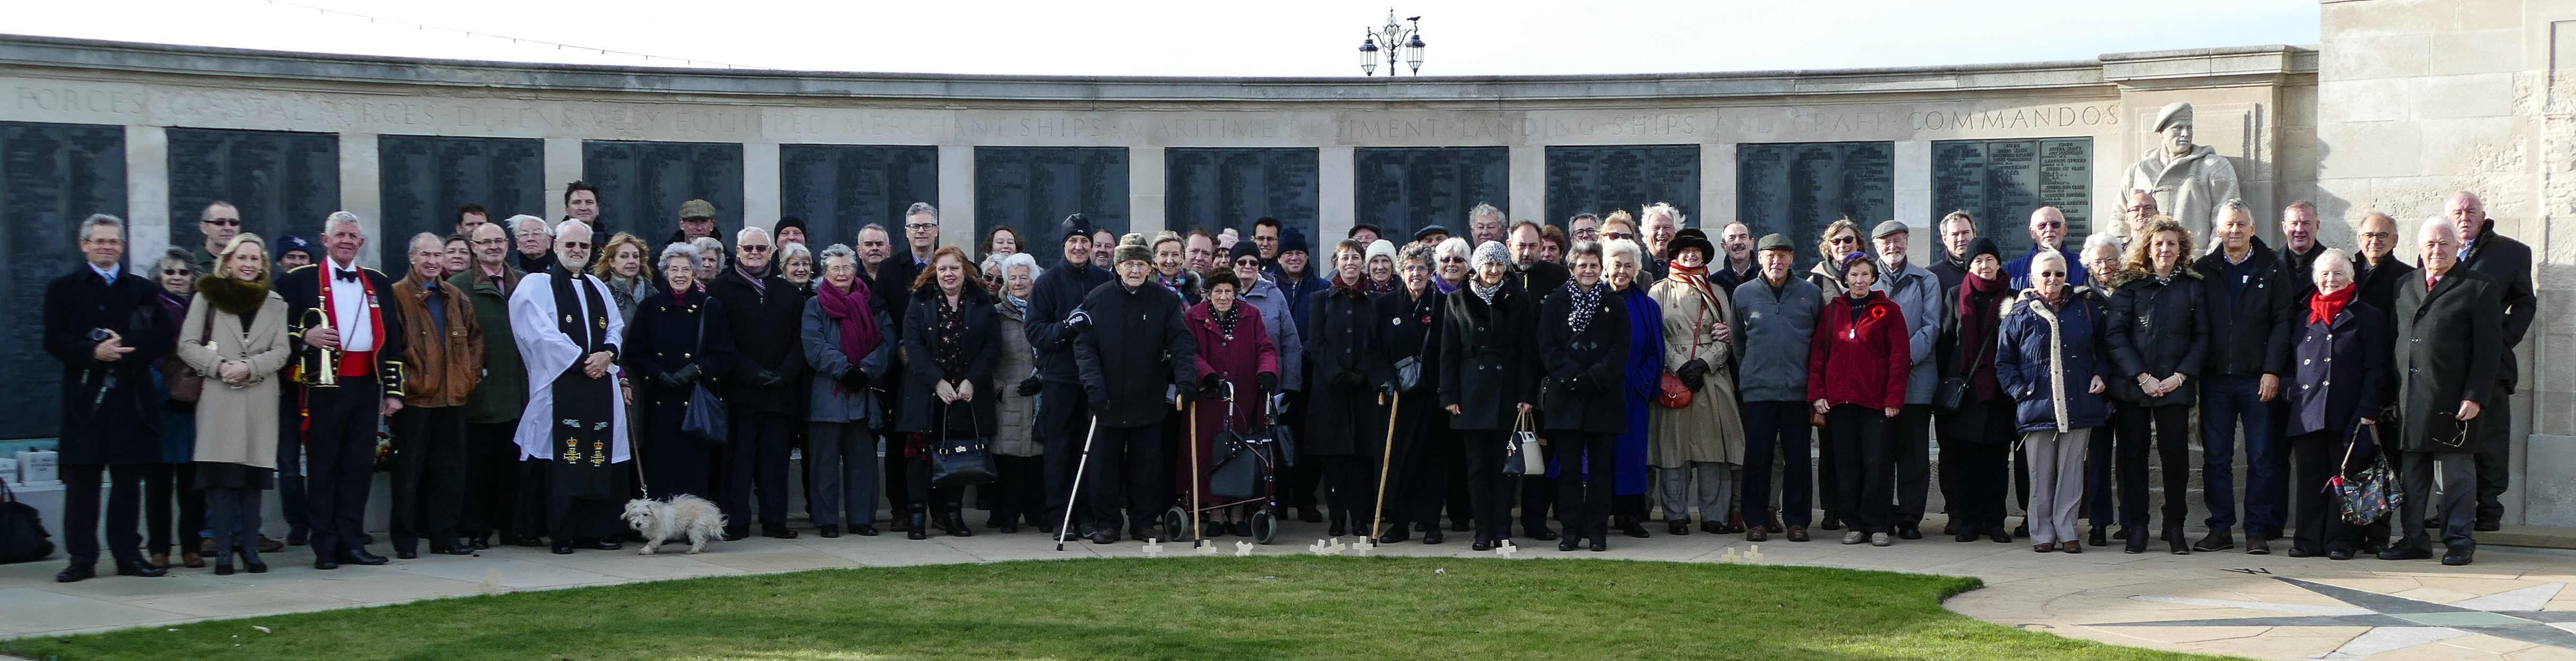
left=668, top=199, right=719, bottom=246
left=2121, top=102, right=2241, bottom=244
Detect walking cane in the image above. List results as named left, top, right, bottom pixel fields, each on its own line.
left=1054, top=416, right=1104, bottom=551
left=1184, top=394, right=1200, bottom=545
left=1370, top=390, right=1399, bottom=542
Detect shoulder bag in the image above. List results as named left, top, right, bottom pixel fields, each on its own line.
left=1657, top=292, right=1711, bottom=409
left=2329, top=423, right=2401, bottom=525
left=165, top=307, right=217, bottom=403
left=1501, top=410, right=1546, bottom=476
left=679, top=310, right=730, bottom=443
left=0, top=481, right=54, bottom=565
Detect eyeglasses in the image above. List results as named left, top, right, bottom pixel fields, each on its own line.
left=559, top=242, right=593, bottom=251
left=83, top=238, right=125, bottom=246
left=905, top=223, right=938, bottom=231
left=739, top=245, right=772, bottom=253
left=1437, top=257, right=1466, bottom=264
left=203, top=219, right=240, bottom=227
left=2035, top=221, right=2065, bottom=228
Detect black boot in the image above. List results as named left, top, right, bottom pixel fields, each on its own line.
left=2166, top=523, right=2191, bottom=555
left=239, top=541, right=267, bottom=574
left=2088, top=525, right=2108, bottom=548
left=906, top=513, right=928, bottom=540
left=943, top=510, right=974, bottom=537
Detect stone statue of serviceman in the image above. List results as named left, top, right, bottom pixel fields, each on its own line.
left=2121, top=102, right=2241, bottom=248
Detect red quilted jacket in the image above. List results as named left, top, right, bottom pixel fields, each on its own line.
left=1806, top=290, right=1911, bottom=410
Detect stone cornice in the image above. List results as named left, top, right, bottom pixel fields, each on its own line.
left=0, top=33, right=2305, bottom=105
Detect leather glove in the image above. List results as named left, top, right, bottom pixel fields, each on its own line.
left=1087, top=388, right=1111, bottom=413
left=662, top=364, right=700, bottom=388
left=1201, top=373, right=1225, bottom=391
left=838, top=367, right=869, bottom=391
left=1255, top=372, right=1278, bottom=396
left=1333, top=370, right=1368, bottom=393
left=1016, top=376, right=1044, bottom=396
left=1060, top=310, right=1093, bottom=341
left=754, top=369, right=784, bottom=389
left=1676, top=358, right=1709, bottom=393
left=1173, top=381, right=1198, bottom=402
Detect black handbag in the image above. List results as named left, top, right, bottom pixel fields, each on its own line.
left=1392, top=310, right=1432, bottom=393
left=1934, top=324, right=1988, bottom=414
left=1266, top=395, right=1299, bottom=469
left=0, top=481, right=55, bottom=565
left=1208, top=427, right=1260, bottom=500
left=930, top=402, right=998, bottom=488
left=678, top=313, right=729, bottom=443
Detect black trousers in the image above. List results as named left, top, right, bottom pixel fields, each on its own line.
left=1457, top=429, right=1517, bottom=542
left=1891, top=404, right=1932, bottom=527
left=60, top=463, right=148, bottom=568
left=2115, top=404, right=2193, bottom=530
left=1084, top=423, right=1168, bottom=534
left=1037, top=381, right=1093, bottom=532
left=203, top=485, right=264, bottom=560
left=1380, top=407, right=1451, bottom=535
left=993, top=455, right=1045, bottom=527
left=1827, top=405, right=1895, bottom=535
left=304, top=377, right=386, bottom=558
left=2472, top=391, right=2510, bottom=526
left=276, top=393, right=309, bottom=536
left=2396, top=451, right=2477, bottom=551
left=1739, top=401, right=1812, bottom=527
left=723, top=411, right=795, bottom=532
left=1553, top=431, right=1617, bottom=542
left=1519, top=442, right=1557, bottom=534
left=144, top=462, right=203, bottom=556
left=638, top=429, right=721, bottom=501
left=1317, top=454, right=1375, bottom=528
left=389, top=404, right=467, bottom=553
left=1281, top=391, right=1322, bottom=514
left=2290, top=430, right=2363, bottom=554
left=459, top=420, right=520, bottom=540
left=1946, top=398, right=2017, bottom=531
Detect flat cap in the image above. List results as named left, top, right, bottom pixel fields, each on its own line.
left=1756, top=233, right=1796, bottom=253
left=677, top=199, right=717, bottom=220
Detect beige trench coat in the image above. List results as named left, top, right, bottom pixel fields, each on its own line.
left=991, top=299, right=1040, bottom=457
left=176, top=292, right=291, bottom=468
left=1648, top=277, right=1746, bottom=467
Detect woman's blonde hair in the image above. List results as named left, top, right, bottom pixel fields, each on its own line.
left=590, top=232, right=656, bottom=283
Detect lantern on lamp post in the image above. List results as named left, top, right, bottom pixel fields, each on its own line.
left=1356, top=11, right=1425, bottom=76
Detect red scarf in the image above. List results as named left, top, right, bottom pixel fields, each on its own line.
left=2308, top=286, right=2355, bottom=325
left=814, top=280, right=882, bottom=392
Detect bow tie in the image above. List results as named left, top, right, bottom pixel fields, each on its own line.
left=334, top=268, right=359, bottom=282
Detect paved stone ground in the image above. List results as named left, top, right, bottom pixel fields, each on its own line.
left=3, top=516, right=2570, bottom=660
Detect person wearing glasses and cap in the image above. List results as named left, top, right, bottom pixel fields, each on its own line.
left=1732, top=233, right=1824, bottom=543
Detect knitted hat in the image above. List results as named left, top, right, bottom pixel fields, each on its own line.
left=1469, top=240, right=1511, bottom=272
left=1364, top=239, right=1396, bottom=264
left=1966, top=237, right=2004, bottom=264
left=1204, top=267, right=1241, bottom=292
left=1278, top=228, right=1311, bottom=255
left=1057, top=213, right=1094, bottom=241
left=1229, top=239, right=1261, bottom=262
left=275, top=234, right=315, bottom=259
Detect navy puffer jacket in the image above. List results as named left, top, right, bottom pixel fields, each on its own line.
left=1995, top=289, right=2111, bottom=434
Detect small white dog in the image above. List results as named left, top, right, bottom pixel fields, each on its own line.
left=623, top=494, right=726, bottom=554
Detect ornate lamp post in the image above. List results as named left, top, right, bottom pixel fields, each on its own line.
left=1357, top=11, right=1426, bottom=76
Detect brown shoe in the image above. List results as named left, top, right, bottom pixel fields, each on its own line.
left=147, top=552, right=170, bottom=569
left=256, top=535, right=285, bottom=553
left=2062, top=541, right=2082, bottom=554
left=1745, top=527, right=1768, bottom=542
left=181, top=552, right=205, bottom=568
left=1786, top=526, right=1810, bottom=542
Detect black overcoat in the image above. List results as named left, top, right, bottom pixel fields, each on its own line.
left=623, top=289, right=737, bottom=443
left=1438, top=283, right=1538, bottom=431
left=707, top=268, right=809, bottom=414
left=2392, top=269, right=2503, bottom=453
left=897, top=286, right=1001, bottom=436
left=2102, top=269, right=2206, bottom=406
left=1302, top=285, right=1384, bottom=456
left=1538, top=284, right=1632, bottom=434
left=42, top=267, right=174, bottom=465
left=2284, top=300, right=2389, bottom=440
left=1073, top=280, right=1197, bottom=428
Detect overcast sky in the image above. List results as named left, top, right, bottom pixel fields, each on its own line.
left=13, top=0, right=2321, bottom=76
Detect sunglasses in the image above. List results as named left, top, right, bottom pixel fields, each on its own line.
left=559, top=242, right=593, bottom=250
left=2037, top=271, right=2067, bottom=277
left=203, top=219, right=240, bottom=227
left=1829, top=236, right=1857, bottom=245
left=161, top=268, right=193, bottom=276
left=740, top=245, right=772, bottom=253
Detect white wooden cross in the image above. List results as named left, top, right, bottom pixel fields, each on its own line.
left=1233, top=540, right=1256, bottom=557
left=1140, top=539, right=1167, bottom=557
left=1494, top=541, right=1519, bottom=559
left=1195, top=540, right=1220, bottom=556
left=1721, top=548, right=1741, bottom=563
left=1745, top=544, right=1764, bottom=564
left=1307, top=538, right=1346, bottom=556
left=1349, top=538, right=1378, bottom=557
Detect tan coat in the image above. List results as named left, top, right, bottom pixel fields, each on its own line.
left=177, top=289, right=292, bottom=468
left=991, top=299, right=1040, bottom=457
left=1648, top=276, right=1745, bottom=467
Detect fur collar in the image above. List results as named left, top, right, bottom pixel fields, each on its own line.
left=195, top=274, right=273, bottom=315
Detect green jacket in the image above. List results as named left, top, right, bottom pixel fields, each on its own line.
left=450, top=266, right=528, bottom=424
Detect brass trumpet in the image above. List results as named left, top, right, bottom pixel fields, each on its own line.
left=299, top=307, right=339, bottom=386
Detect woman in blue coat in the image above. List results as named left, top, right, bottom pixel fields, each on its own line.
left=1602, top=239, right=1663, bottom=539
left=2284, top=249, right=2389, bottom=560
left=1995, top=250, right=2109, bottom=554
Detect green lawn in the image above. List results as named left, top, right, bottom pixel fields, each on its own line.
left=3, top=556, right=2240, bottom=660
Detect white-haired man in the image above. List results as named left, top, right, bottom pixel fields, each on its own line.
left=1639, top=202, right=1683, bottom=283
left=511, top=214, right=555, bottom=274
left=506, top=219, right=630, bottom=554
left=2442, top=191, right=2534, bottom=532
left=387, top=232, right=483, bottom=559
left=706, top=225, right=807, bottom=540
left=2386, top=217, right=2504, bottom=566
left=278, top=211, right=409, bottom=570
left=1467, top=202, right=1506, bottom=246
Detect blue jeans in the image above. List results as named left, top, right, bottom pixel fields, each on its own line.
left=2200, top=376, right=2285, bottom=536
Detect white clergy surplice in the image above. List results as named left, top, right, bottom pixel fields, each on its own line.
left=509, top=270, right=630, bottom=463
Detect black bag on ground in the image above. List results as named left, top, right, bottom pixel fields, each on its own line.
left=0, top=482, right=56, bottom=564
